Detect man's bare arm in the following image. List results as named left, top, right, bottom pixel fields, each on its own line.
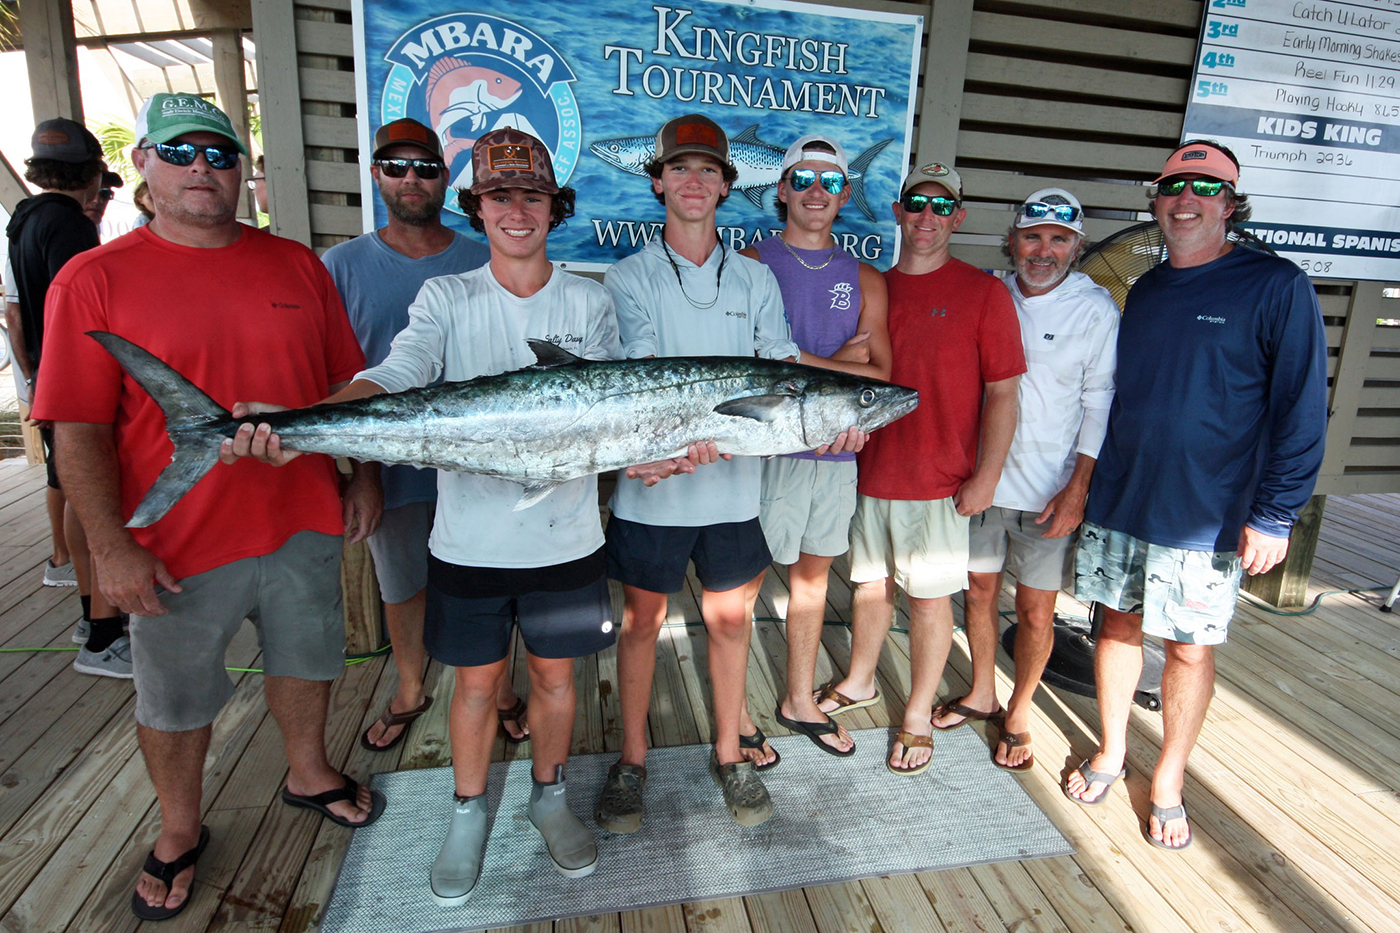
left=54, top=422, right=181, bottom=615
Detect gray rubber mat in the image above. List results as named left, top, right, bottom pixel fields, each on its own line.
left=321, top=726, right=1072, bottom=932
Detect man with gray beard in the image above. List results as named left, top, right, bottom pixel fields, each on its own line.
left=322, top=120, right=530, bottom=752
left=931, top=188, right=1117, bottom=774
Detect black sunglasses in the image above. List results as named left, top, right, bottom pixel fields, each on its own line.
left=97, top=188, right=114, bottom=202
left=373, top=158, right=446, bottom=180
left=140, top=141, right=241, bottom=171
left=900, top=193, right=958, bottom=216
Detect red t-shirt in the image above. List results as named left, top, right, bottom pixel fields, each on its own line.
left=857, top=258, right=1026, bottom=500
left=33, top=226, right=365, bottom=579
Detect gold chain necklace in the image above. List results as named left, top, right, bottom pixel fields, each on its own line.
left=777, top=234, right=837, bottom=271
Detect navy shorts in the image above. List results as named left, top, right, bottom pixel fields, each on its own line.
left=605, top=515, right=771, bottom=594
left=423, top=573, right=615, bottom=667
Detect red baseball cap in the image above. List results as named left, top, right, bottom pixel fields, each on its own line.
left=1153, top=142, right=1239, bottom=186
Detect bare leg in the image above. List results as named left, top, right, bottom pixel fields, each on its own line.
left=132, top=724, right=209, bottom=913
left=932, top=571, right=1003, bottom=727
left=890, top=595, right=953, bottom=771
left=703, top=572, right=765, bottom=766
left=616, top=585, right=667, bottom=767
left=46, top=486, right=70, bottom=567
left=525, top=654, right=577, bottom=783
left=1148, top=640, right=1214, bottom=847
left=267, top=677, right=373, bottom=821
left=996, top=584, right=1059, bottom=767
left=779, top=552, right=851, bottom=752
left=1064, top=607, right=1142, bottom=802
left=816, top=576, right=893, bottom=714
left=448, top=659, right=511, bottom=796
left=363, top=588, right=428, bottom=748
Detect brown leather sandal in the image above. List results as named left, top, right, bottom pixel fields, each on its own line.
left=931, top=697, right=1002, bottom=730
left=993, top=722, right=1035, bottom=773
left=359, top=695, right=432, bottom=751
left=497, top=697, right=529, bottom=743
left=814, top=681, right=881, bottom=715
left=886, top=730, right=934, bottom=776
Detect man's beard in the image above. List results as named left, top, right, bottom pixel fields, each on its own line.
left=385, top=189, right=446, bottom=225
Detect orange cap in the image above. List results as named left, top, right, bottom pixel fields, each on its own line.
left=1153, top=142, right=1239, bottom=186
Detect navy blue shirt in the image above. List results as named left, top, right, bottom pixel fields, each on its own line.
left=1085, top=246, right=1326, bottom=551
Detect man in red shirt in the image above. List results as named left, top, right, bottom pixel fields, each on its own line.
left=816, top=162, right=1026, bottom=775
left=33, top=93, right=383, bottom=922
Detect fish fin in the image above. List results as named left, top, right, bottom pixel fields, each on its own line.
left=731, top=124, right=765, bottom=145
left=847, top=138, right=894, bottom=222
left=742, top=186, right=768, bottom=209
left=526, top=339, right=584, bottom=369
left=713, top=394, right=792, bottom=422
left=87, top=331, right=230, bottom=528
left=513, top=480, right=564, bottom=511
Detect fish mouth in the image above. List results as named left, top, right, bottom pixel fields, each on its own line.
left=861, top=388, right=920, bottom=431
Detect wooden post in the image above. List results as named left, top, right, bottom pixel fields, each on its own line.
left=913, top=0, right=974, bottom=166
left=250, top=0, right=313, bottom=244
left=18, top=0, right=83, bottom=122
left=1242, top=495, right=1327, bottom=608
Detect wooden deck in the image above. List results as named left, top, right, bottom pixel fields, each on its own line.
left=1, top=456, right=1399, bottom=933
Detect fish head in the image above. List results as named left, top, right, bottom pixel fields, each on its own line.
left=794, top=371, right=919, bottom=441
left=589, top=137, right=653, bottom=176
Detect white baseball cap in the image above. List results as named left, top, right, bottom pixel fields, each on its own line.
left=1014, top=187, right=1084, bottom=233
left=779, top=134, right=849, bottom=177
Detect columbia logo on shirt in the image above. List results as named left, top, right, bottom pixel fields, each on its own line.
left=1197, top=315, right=1226, bottom=324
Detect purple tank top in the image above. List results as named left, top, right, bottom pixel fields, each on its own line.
left=754, top=234, right=862, bottom=462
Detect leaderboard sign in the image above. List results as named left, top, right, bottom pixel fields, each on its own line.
left=352, top=0, right=923, bottom=271
left=1181, top=0, right=1400, bottom=281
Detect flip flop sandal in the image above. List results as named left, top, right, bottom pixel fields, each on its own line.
left=774, top=707, right=856, bottom=758
left=282, top=773, right=387, bottom=828
left=1143, top=801, right=1193, bottom=851
left=886, top=730, right=934, bottom=776
left=814, top=681, right=881, bottom=716
left=1062, top=759, right=1128, bottom=807
left=931, top=697, right=1002, bottom=730
left=359, top=695, right=433, bottom=751
left=993, top=724, right=1035, bottom=773
left=130, top=825, right=210, bottom=921
left=739, top=726, right=781, bottom=771
left=497, top=697, right=529, bottom=744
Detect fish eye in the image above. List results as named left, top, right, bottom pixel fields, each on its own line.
left=859, top=388, right=877, bottom=407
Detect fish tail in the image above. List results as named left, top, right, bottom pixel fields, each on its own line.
left=86, top=330, right=229, bottom=528
left=848, top=138, right=894, bottom=222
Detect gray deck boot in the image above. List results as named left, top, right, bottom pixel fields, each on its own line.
left=528, top=766, right=598, bottom=878
left=430, top=794, right=488, bottom=905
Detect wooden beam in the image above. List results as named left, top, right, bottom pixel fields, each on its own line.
left=19, top=0, right=82, bottom=121
left=250, top=0, right=312, bottom=244
left=913, top=0, right=974, bottom=166
left=1242, top=495, right=1327, bottom=608
left=211, top=29, right=253, bottom=219
left=0, top=150, right=31, bottom=217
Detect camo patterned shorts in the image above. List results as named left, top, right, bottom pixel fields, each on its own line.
left=1073, top=522, right=1242, bottom=646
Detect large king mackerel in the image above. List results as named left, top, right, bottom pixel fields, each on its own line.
left=89, top=332, right=919, bottom=528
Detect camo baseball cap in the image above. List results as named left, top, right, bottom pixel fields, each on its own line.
left=135, top=93, right=248, bottom=155
left=900, top=160, right=962, bottom=200
left=470, top=128, right=559, bottom=195
left=372, top=118, right=444, bottom=161
left=29, top=119, right=101, bottom=164
left=652, top=114, right=731, bottom=168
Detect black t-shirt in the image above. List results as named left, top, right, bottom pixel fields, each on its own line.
left=5, top=193, right=100, bottom=367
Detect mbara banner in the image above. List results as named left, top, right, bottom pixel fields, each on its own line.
left=353, top=0, right=923, bottom=271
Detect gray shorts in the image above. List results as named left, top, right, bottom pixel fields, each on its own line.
left=130, top=531, right=346, bottom=731
left=759, top=457, right=858, bottom=565
left=367, top=500, right=432, bottom=604
left=967, top=506, right=1073, bottom=592
left=1073, top=522, right=1242, bottom=646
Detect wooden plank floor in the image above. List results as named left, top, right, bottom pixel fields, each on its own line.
left=1, top=456, right=1398, bottom=932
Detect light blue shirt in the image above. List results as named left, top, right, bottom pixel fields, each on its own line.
left=605, top=237, right=797, bottom=527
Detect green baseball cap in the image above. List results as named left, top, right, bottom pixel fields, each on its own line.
left=135, top=93, right=249, bottom=155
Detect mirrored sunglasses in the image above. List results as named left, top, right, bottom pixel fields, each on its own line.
left=245, top=176, right=265, bottom=191
left=788, top=168, right=846, bottom=195
left=900, top=193, right=958, bottom=216
left=140, top=141, right=241, bottom=171
left=1020, top=201, right=1081, bottom=223
left=1157, top=176, right=1227, bottom=197
left=373, top=158, right=445, bottom=180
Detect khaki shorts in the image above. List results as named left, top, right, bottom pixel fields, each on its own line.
left=1073, top=522, right=1242, bottom=646
left=367, top=501, right=431, bottom=604
left=849, top=495, right=969, bottom=599
left=759, top=457, right=858, bottom=565
left=968, top=506, right=1074, bottom=591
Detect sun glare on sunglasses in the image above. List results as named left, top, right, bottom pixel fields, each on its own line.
left=1021, top=202, right=1081, bottom=223
left=1157, top=177, right=1227, bottom=197
left=141, top=142, right=241, bottom=171
left=900, top=193, right=958, bottom=215
left=788, top=169, right=846, bottom=195
left=373, top=158, right=446, bottom=180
